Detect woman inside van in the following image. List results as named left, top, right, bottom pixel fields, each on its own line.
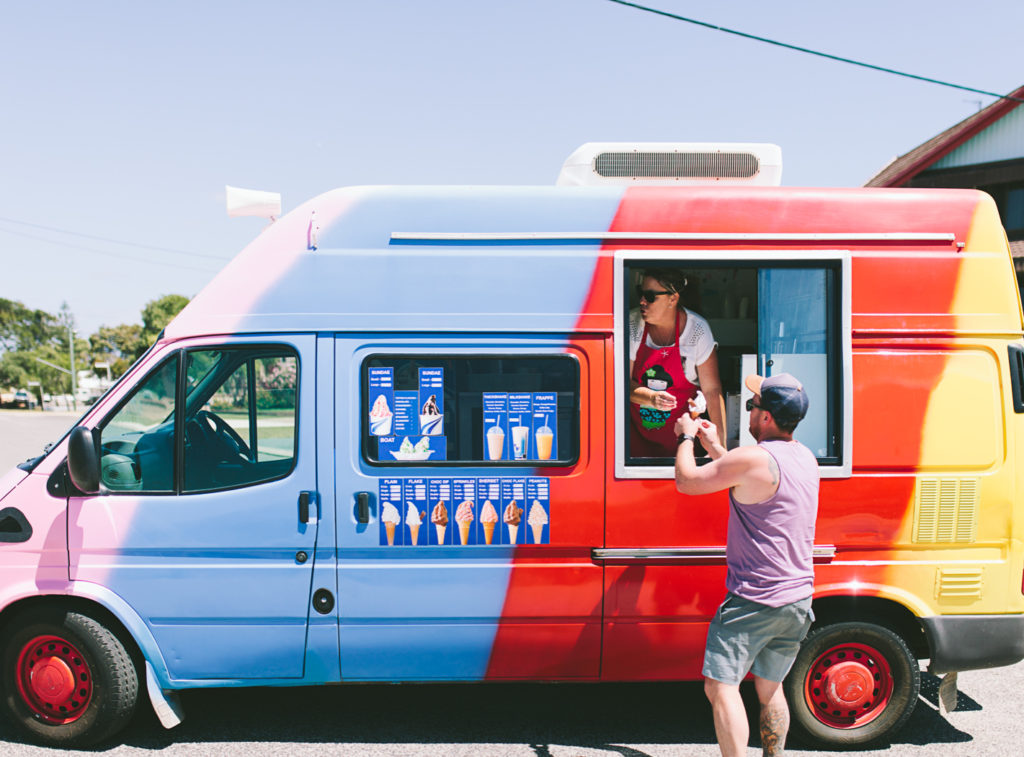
left=628, top=268, right=726, bottom=457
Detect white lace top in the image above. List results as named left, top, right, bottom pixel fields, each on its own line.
left=629, top=307, right=716, bottom=385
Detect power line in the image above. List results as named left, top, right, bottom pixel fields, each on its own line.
left=0, top=226, right=221, bottom=274
left=605, top=0, right=1023, bottom=104
left=0, top=215, right=231, bottom=262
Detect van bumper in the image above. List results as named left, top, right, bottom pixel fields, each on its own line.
left=921, top=614, right=1024, bottom=674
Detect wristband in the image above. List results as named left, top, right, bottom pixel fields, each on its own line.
left=677, top=433, right=695, bottom=446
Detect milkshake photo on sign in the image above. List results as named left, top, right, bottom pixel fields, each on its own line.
left=531, top=392, right=558, bottom=461
left=508, top=392, right=532, bottom=461
left=482, top=392, right=509, bottom=460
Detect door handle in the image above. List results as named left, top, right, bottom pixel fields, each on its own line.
left=356, top=491, right=370, bottom=524
left=299, top=491, right=319, bottom=524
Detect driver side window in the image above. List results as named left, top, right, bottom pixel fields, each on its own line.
left=183, top=348, right=298, bottom=493
left=97, top=346, right=298, bottom=495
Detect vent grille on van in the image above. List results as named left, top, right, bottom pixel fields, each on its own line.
left=913, top=478, right=978, bottom=543
left=594, top=151, right=760, bottom=179
left=556, top=142, right=782, bottom=187
left=935, top=568, right=984, bottom=600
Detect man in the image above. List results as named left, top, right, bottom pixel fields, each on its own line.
left=674, top=373, right=819, bottom=757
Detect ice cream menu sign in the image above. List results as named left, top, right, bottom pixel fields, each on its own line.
left=372, top=366, right=448, bottom=461
left=379, top=476, right=550, bottom=546
left=483, top=392, right=557, bottom=461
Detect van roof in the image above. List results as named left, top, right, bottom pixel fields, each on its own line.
left=165, top=184, right=1018, bottom=340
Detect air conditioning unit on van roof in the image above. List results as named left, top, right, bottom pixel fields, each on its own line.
left=556, top=142, right=782, bottom=187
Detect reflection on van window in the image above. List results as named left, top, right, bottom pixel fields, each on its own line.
left=362, top=355, right=578, bottom=466
left=98, top=347, right=299, bottom=494
left=183, top=350, right=298, bottom=492
left=99, top=357, right=178, bottom=492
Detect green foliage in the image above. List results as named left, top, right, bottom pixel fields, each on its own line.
left=0, top=295, right=190, bottom=394
left=140, top=294, right=190, bottom=349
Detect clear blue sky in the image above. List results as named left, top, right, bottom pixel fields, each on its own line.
left=2, top=0, right=1021, bottom=335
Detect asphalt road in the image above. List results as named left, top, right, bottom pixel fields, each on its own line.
left=1, top=409, right=1022, bottom=756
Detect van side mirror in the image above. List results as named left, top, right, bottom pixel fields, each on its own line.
left=67, top=426, right=101, bottom=494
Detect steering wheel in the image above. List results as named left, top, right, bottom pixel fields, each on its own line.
left=194, top=410, right=253, bottom=461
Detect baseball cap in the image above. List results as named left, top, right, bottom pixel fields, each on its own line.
left=744, top=372, right=809, bottom=425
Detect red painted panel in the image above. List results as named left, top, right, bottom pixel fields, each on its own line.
left=592, top=187, right=974, bottom=680
left=485, top=337, right=605, bottom=680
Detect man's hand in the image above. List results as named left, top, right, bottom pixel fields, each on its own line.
left=695, top=418, right=719, bottom=447
left=674, top=412, right=698, bottom=437
left=695, top=418, right=726, bottom=460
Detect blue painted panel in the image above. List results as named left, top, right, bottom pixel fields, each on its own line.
left=68, top=335, right=319, bottom=682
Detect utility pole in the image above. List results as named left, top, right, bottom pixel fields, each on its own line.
left=69, top=326, right=77, bottom=411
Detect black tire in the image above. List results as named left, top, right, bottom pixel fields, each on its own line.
left=785, top=621, right=920, bottom=749
left=0, top=608, right=139, bottom=747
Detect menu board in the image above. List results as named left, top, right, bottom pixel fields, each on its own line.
left=379, top=476, right=550, bottom=546
left=373, top=366, right=447, bottom=461
left=482, top=391, right=557, bottom=461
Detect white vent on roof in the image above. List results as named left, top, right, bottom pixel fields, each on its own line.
left=556, top=142, right=782, bottom=187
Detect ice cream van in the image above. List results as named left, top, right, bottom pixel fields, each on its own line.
left=3, top=142, right=1024, bottom=748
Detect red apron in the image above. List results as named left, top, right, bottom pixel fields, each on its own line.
left=629, top=312, right=699, bottom=457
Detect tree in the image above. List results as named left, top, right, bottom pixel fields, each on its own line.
left=140, top=294, right=190, bottom=351
left=89, top=324, right=144, bottom=378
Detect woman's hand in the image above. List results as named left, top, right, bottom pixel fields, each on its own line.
left=650, top=390, right=677, bottom=411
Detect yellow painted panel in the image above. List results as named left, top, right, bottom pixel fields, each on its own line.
left=918, top=350, right=1001, bottom=470
left=953, top=193, right=1021, bottom=329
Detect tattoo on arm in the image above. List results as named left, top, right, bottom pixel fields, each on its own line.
left=768, top=456, right=780, bottom=488
left=760, top=697, right=789, bottom=756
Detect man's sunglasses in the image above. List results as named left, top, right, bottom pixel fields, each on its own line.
left=636, top=286, right=673, bottom=302
left=745, top=398, right=763, bottom=412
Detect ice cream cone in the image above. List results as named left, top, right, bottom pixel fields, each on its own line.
left=482, top=522, right=495, bottom=545
left=385, top=522, right=396, bottom=546
left=530, top=523, right=544, bottom=544
left=409, top=523, right=420, bottom=545
left=435, top=523, right=446, bottom=544
left=458, top=520, right=471, bottom=545
left=507, top=523, right=519, bottom=544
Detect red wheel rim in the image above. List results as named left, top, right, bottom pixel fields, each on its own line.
left=15, top=635, right=93, bottom=724
left=803, top=642, right=895, bottom=729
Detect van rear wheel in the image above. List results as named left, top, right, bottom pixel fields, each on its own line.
left=1, top=608, right=138, bottom=747
left=785, top=621, right=920, bottom=748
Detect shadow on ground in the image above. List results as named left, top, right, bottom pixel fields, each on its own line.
left=0, top=675, right=975, bottom=753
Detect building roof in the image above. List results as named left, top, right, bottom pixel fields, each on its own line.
left=865, top=85, right=1024, bottom=188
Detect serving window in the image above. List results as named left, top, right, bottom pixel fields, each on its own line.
left=361, top=355, right=579, bottom=466
left=616, top=251, right=850, bottom=478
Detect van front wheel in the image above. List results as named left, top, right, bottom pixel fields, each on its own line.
left=1, top=609, right=138, bottom=747
left=784, top=621, right=920, bottom=748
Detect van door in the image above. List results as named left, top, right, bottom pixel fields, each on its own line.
left=334, top=336, right=604, bottom=681
left=68, top=336, right=318, bottom=681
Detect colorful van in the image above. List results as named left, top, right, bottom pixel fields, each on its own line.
left=2, top=143, right=1023, bottom=748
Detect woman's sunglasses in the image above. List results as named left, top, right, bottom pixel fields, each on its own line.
left=636, top=286, right=673, bottom=302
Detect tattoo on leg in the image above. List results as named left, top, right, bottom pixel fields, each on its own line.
left=760, top=698, right=789, bottom=756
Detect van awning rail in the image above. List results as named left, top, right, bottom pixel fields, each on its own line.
left=593, top=545, right=837, bottom=563
left=391, top=231, right=960, bottom=246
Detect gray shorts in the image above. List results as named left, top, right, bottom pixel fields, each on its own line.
left=703, top=593, right=814, bottom=685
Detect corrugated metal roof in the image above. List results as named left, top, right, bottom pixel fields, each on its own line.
left=865, top=85, right=1024, bottom=187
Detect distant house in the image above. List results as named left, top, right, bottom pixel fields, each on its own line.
left=866, top=84, right=1024, bottom=287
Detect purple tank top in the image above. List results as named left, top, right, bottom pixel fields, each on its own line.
left=726, top=439, right=820, bottom=606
